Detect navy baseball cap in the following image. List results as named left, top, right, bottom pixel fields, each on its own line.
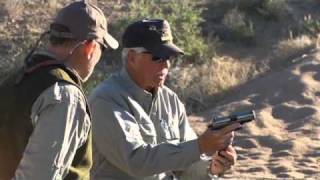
left=122, top=19, right=184, bottom=59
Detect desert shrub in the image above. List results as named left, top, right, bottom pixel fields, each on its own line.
left=169, top=56, right=258, bottom=113
left=272, top=35, right=314, bottom=67
left=302, top=14, right=320, bottom=37
left=222, top=7, right=255, bottom=43
left=205, top=0, right=290, bottom=44
left=204, top=1, right=258, bottom=44
left=257, top=0, right=289, bottom=21
left=208, top=0, right=288, bottom=18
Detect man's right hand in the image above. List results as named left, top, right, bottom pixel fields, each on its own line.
left=197, top=123, right=241, bottom=155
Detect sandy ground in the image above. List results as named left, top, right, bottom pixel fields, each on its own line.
left=188, top=50, right=320, bottom=179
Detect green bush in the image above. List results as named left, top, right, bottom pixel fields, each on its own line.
left=222, top=7, right=255, bottom=43
left=257, top=0, right=289, bottom=21
left=218, top=0, right=288, bottom=20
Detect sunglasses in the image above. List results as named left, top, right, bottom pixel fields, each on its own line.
left=141, top=51, right=172, bottom=63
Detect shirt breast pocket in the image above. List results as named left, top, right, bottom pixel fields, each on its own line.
left=137, top=120, right=157, bottom=145
left=159, top=117, right=180, bottom=144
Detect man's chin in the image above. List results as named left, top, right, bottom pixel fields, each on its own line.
left=151, top=79, right=166, bottom=89
left=157, top=81, right=165, bottom=88
left=82, top=71, right=94, bottom=82
left=82, top=76, right=89, bottom=82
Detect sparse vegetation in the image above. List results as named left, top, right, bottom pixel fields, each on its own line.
left=169, top=56, right=258, bottom=112
left=222, top=7, right=255, bottom=43
left=272, top=35, right=314, bottom=67
left=1, top=0, right=320, bottom=113
left=302, top=14, right=320, bottom=37
left=257, top=0, right=289, bottom=21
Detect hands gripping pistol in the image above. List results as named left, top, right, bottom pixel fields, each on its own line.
left=209, top=110, right=256, bottom=130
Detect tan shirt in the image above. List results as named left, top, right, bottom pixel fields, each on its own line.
left=89, top=69, right=210, bottom=180
left=13, top=82, right=91, bottom=180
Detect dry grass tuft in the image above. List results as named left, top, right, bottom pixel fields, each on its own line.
left=273, top=35, right=314, bottom=63
left=169, top=56, right=258, bottom=112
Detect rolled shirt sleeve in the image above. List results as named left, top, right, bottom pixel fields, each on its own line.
left=13, top=82, right=91, bottom=180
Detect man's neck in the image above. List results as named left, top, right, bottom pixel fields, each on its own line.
left=47, top=45, right=70, bottom=62
left=47, top=45, right=84, bottom=81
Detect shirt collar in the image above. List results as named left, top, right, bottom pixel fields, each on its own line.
left=119, top=68, right=160, bottom=110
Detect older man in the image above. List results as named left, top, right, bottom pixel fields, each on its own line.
left=0, top=1, right=118, bottom=180
left=89, top=19, right=240, bottom=179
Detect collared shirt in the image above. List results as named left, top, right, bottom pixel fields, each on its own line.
left=13, top=82, right=91, bottom=180
left=89, top=68, right=210, bottom=180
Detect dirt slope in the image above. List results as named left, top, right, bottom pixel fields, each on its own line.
left=189, top=50, right=320, bottom=179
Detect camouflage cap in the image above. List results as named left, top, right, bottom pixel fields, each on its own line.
left=50, top=1, right=118, bottom=49
left=122, top=19, right=184, bottom=59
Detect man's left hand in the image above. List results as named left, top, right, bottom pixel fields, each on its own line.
left=209, top=145, right=237, bottom=176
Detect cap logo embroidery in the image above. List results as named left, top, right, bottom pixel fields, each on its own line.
left=149, top=25, right=157, bottom=31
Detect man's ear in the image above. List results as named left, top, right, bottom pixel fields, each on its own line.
left=83, top=40, right=96, bottom=59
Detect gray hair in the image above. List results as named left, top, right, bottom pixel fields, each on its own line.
left=121, top=47, right=147, bottom=66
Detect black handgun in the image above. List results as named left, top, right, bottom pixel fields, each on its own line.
left=209, top=110, right=256, bottom=130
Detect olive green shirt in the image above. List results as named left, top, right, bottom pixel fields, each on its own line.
left=89, top=68, right=210, bottom=180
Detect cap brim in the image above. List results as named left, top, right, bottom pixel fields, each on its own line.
left=148, top=42, right=184, bottom=59
left=103, top=33, right=119, bottom=49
